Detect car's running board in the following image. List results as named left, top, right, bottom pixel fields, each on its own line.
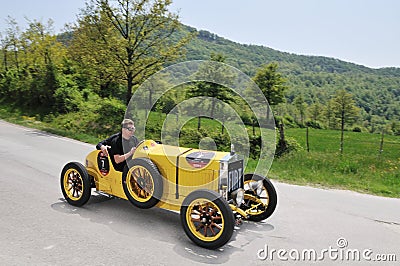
left=93, top=190, right=115, bottom=199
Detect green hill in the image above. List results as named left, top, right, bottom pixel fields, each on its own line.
left=56, top=25, right=400, bottom=128
left=176, top=26, right=400, bottom=129
left=13, top=20, right=400, bottom=133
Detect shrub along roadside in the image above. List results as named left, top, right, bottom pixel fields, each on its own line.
left=0, top=94, right=124, bottom=143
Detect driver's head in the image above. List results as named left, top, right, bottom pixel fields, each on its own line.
left=121, top=119, right=135, bottom=139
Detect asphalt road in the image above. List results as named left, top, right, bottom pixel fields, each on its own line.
left=0, top=120, right=399, bottom=265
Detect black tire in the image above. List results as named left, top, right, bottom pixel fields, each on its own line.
left=60, top=162, right=91, bottom=207
left=122, top=158, right=163, bottom=209
left=243, top=174, right=277, bottom=222
left=180, top=189, right=234, bottom=249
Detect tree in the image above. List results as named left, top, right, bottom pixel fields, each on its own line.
left=19, top=19, right=66, bottom=107
left=331, top=89, right=360, bottom=154
left=293, top=94, right=307, bottom=125
left=0, top=32, right=8, bottom=72
left=2, top=17, right=21, bottom=71
left=0, top=18, right=66, bottom=108
left=323, top=99, right=337, bottom=129
left=21, top=19, right=62, bottom=66
left=252, top=62, right=288, bottom=121
left=188, top=53, right=235, bottom=118
left=67, top=8, right=121, bottom=99
left=72, top=0, right=194, bottom=104
left=307, top=100, right=324, bottom=123
left=142, top=72, right=171, bottom=117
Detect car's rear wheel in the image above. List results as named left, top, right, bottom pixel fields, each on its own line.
left=60, top=162, right=91, bottom=207
left=180, top=190, right=234, bottom=249
left=122, top=158, right=163, bottom=209
left=243, top=174, right=277, bottom=222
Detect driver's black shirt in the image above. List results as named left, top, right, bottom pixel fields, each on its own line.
left=96, top=132, right=139, bottom=172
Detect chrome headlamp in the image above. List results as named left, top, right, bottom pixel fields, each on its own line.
left=248, top=180, right=264, bottom=196
left=230, top=188, right=245, bottom=207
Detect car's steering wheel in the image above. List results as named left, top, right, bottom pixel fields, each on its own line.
left=136, top=139, right=145, bottom=148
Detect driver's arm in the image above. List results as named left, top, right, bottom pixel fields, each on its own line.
left=96, top=134, right=118, bottom=157
left=113, top=146, right=136, bottom=164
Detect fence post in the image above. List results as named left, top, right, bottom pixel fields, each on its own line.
left=379, top=129, right=385, bottom=158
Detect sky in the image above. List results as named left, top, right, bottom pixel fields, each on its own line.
left=0, top=0, right=399, bottom=69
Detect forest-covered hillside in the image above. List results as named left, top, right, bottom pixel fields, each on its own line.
left=2, top=0, right=399, bottom=136
left=175, top=25, right=400, bottom=131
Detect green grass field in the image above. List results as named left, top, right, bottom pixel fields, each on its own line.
left=269, top=128, right=400, bottom=197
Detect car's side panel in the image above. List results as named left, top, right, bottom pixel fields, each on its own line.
left=85, top=150, right=127, bottom=200
left=85, top=141, right=230, bottom=212
left=131, top=141, right=229, bottom=210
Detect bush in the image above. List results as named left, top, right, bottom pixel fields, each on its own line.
left=277, top=115, right=298, bottom=128
left=94, top=98, right=126, bottom=135
left=212, top=132, right=231, bottom=152
left=178, top=128, right=207, bottom=148
left=240, top=113, right=253, bottom=126
left=160, top=97, right=176, bottom=114
left=275, top=136, right=302, bottom=157
left=249, top=135, right=261, bottom=159
left=54, top=87, right=83, bottom=114
left=305, top=120, right=324, bottom=129
left=178, top=128, right=233, bottom=152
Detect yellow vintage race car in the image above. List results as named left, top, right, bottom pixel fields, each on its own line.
left=60, top=140, right=277, bottom=249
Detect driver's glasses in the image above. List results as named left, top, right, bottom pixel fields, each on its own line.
left=125, top=126, right=135, bottom=132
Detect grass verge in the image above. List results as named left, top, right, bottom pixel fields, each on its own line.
left=269, top=128, right=400, bottom=197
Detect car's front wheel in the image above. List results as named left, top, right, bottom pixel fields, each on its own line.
left=180, top=189, right=234, bottom=249
left=242, top=173, right=277, bottom=222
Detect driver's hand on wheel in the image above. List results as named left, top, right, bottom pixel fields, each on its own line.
left=130, top=147, right=136, bottom=156
left=101, top=145, right=111, bottom=156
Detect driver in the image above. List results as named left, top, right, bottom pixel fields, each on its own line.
left=96, top=119, right=139, bottom=172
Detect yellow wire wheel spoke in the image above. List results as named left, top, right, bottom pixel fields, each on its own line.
left=242, top=174, right=278, bottom=222
left=63, top=169, right=84, bottom=201
left=122, top=158, right=163, bottom=209
left=186, top=198, right=224, bottom=242
left=60, top=162, right=92, bottom=207
left=180, top=189, right=234, bottom=249
left=243, top=180, right=269, bottom=214
left=127, top=165, right=154, bottom=202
